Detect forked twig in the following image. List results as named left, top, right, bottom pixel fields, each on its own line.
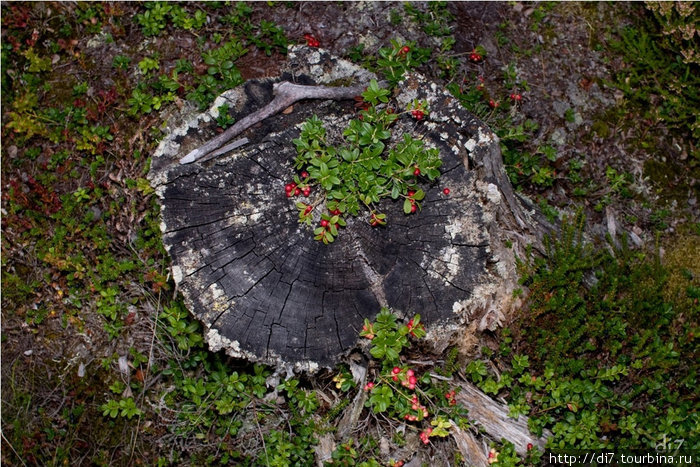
left=180, top=81, right=376, bottom=164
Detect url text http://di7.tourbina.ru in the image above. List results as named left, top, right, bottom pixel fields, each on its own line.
left=543, top=449, right=696, bottom=466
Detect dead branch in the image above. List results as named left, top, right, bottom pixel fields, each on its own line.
left=179, top=81, right=374, bottom=164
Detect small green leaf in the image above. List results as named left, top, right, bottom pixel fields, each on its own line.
left=403, top=199, right=412, bottom=214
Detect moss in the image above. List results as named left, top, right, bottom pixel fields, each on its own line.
left=643, top=157, right=699, bottom=206
left=662, top=233, right=700, bottom=311
left=591, top=119, right=610, bottom=138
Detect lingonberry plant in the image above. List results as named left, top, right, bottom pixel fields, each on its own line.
left=353, top=309, right=464, bottom=449
left=287, top=79, right=442, bottom=244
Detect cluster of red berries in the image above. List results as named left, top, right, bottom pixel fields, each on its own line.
left=285, top=182, right=311, bottom=198
left=469, top=50, right=483, bottom=62
left=391, top=366, right=419, bottom=390
left=363, top=381, right=375, bottom=391
left=407, top=190, right=418, bottom=213
left=510, top=93, right=523, bottom=101
left=419, top=427, right=433, bottom=444
left=444, top=390, right=457, bottom=406
left=406, top=317, right=424, bottom=338
left=303, top=33, right=320, bottom=48
left=319, top=209, right=341, bottom=231
left=411, top=109, right=425, bottom=120
left=402, top=392, right=429, bottom=421
left=489, top=99, right=499, bottom=109
left=284, top=171, right=311, bottom=198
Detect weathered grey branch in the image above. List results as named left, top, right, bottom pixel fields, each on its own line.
left=454, top=381, right=551, bottom=456
left=179, top=81, right=373, bottom=164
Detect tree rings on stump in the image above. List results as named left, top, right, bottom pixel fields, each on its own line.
left=148, top=46, right=541, bottom=370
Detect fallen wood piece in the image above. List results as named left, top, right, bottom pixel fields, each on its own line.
left=454, top=381, right=550, bottom=456
left=451, top=421, right=489, bottom=467
left=179, top=81, right=373, bottom=164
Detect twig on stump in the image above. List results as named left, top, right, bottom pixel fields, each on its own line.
left=179, top=81, right=375, bottom=164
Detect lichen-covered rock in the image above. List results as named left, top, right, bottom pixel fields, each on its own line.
left=148, top=46, right=540, bottom=370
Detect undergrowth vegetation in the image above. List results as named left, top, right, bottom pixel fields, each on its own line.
left=468, top=214, right=699, bottom=453
left=2, top=1, right=698, bottom=465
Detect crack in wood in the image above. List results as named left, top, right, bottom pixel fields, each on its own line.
left=149, top=48, right=552, bottom=367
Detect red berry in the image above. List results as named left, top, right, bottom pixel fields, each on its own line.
left=294, top=187, right=301, bottom=196
left=304, top=205, right=313, bottom=215
left=408, top=375, right=417, bottom=385
left=400, top=46, right=410, bottom=54
left=527, top=443, right=533, bottom=451
left=413, top=168, right=421, bottom=176
left=320, top=219, right=329, bottom=227
left=301, top=171, right=309, bottom=178
left=392, top=366, right=401, bottom=375
left=489, top=99, right=499, bottom=108
left=411, top=110, right=424, bottom=120
left=285, top=183, right=295, bottom=192
left=407, top=190, right=416, bottom=197
left=303, top=187, right=311, bottom=196
left=410, top=204, right=417, bottom=213
left=443, top=188, right=450, bottom=195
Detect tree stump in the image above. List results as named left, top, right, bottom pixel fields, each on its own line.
left=148, top=46, right=549, bottom=370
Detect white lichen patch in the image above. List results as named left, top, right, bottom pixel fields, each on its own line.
left=486, top=183, right=501, bottom=205
left=425, top=246, right=461, bottom=285
left=206, top=327, right=258, bottom=362
left=465, top=138, right=477, bottom=153
left=477, top=126, right=496, bottom=145
left=445, top=217, right=465, bottom=240
left=308, top=50, right=322, bottom=64
left=294, top=360, right=320, bottom=373
left=452, top=299, right=470, bottom=317
left=172, top=265, right=183, bottom=285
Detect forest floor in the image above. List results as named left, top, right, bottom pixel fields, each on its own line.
left=2, top=2, right=698, bottom=465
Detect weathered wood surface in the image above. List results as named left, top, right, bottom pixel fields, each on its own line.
left=148, top=46, right=547, bottom=370
left=455, top=381, right=550, bottom=458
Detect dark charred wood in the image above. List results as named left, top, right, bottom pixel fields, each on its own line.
left=148, top=46, right=551, bottom=371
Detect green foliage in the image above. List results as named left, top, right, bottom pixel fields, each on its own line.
left=358, top=308, right=469, bottom=453
left=465, top=214, right=699, bottom=450
left=135, top=2, right=208, bottom=36
left=215, top=103, right=235, bottom=129
left=100, top=397, right=143, bottom=420
left=609, top=4, right=700, bottom=161
left=404, top=2, right=455, bottom=37
left=221, top=3, right=289, bottom=56
left=187, top=40, right=247, bottom=109
left=290, top=80, right=441, bottom=243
